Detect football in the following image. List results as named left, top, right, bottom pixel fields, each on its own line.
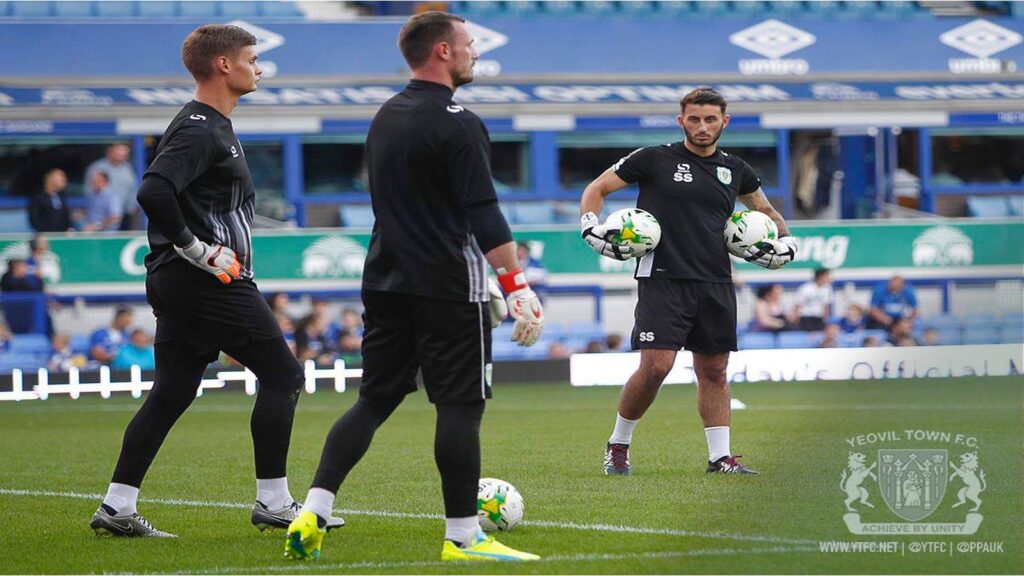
left=724, top=210, right=778, bottom=254
left=477, top=477, right=525, bottom=531
left=605, top=208, right=662, bottom=258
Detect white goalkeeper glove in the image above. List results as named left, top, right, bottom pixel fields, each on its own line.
left=175, top=237, right=242, bottom=284
left=743, top=235, right=799, bottom=270
left=581, top=212, right=633, bottom=261
left=497, top=268, right=544, bottom=347
left=487, top=278, right=508, bottom=328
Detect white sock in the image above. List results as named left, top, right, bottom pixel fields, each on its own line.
left=102, top=483, right=139, bottom=517
left=705, top=426, right=731, bottom=462
left=608, top=413, right=638, bottom=445
left=256, top=477, right=292, bottom=509
left=301, top=487, right=335, bottom=524
left=445, top=516, right=480, bottom=546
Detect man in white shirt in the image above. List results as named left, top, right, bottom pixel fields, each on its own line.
left=85, top=143, right=137, bottom=230
left=794, top=268, right=833, bottom=331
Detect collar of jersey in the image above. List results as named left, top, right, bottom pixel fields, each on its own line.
left=407, top=79, right=455, bottom=97
left=676, top=141, right=723, bottom=162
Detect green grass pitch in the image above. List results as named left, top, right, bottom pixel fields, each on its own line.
left=0, top=377, right=1020, bottom=574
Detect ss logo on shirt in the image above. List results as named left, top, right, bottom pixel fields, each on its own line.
left=638, top=331, right=655, bottom=342
left=673, top=163, right=693, bottom=183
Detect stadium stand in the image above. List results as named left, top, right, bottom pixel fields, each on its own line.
left=1, top=0, right=306, bottom=19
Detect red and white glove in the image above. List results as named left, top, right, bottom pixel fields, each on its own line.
left=175, top=237, right=242, bottom=284
left=486, top=278, right=508, bottom=328
left=497, top=268, right=544, bottom=347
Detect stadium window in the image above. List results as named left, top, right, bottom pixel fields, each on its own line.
left=489, top=134, right=529, bottom=193
left=302, top=135, right=368, bottom=194
left=929, top=128, right=1024, bottom=185
left=0, top=138, right=123, bottom=198
left=556, top=130, right=778, bottom=190
left=241, top=141, right=287, bottom=221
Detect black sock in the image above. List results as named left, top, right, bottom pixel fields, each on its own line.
left=435, top=402, right=485, bottom=518
left=311, top=394, right=403, bottom=493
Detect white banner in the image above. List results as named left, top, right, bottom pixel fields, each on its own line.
left=569, top=344, right=1023, bottom=386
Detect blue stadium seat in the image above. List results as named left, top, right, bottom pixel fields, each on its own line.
left=840, top=0, right=878, bottom=19
left=619, top=1, right=655, bottom=17
left=603, top=199, right=636, bottom=217
left=765, top=0, right=802, bottom=17
left=512, top=202, right=556, bottom=225
left=926, top=313, right=962, bottom=330
left=9, top=334, right=51, bottom=356
left=777, top=331, right=819, bottom=349
left=492, top=339, right=527, bottom=361
left=654, top=0, right=691, bottom=16
left=0, top=210, right=32, bottom=233
left=220, top=0, right=262, bottom=17
left=569, top=321, right=604, bottom=342
left=935, top=328, right=963, bottom=346
left=456, top=0, right=504, bottom=16
left=492, top=323, right=514, bottom=343
left=504, top=0, right=542, bottom=16
left=179, top=1, right=218, bottom=17
left=962, top=313, right=996, bottom=327
left=739, top=332, right=776, bottom=350
left=1000, top=311, right=1024, bottom=327
left=96, top=1, right=137, bottom=17
left=541, top=323, right=568, bottom=340
left=963, top=326, right=1000, bottom=345
left=138, top=0, right=177, bottom=16
left=339, top=205, right=374, bottom=227
left=1007, top=195, right=1024, bottom=216
left=261, top=0, right=302, bottom=17
left=0, top=1, right=10, bottom=16
left=875, top=0, right=918, bottom=18
left=860, top=329, right=889, bottom=345
left=967, top=196, right=1011, bottom=217
left=10, top=0, right=52, bottom=17
left=729, top=1, right=767, bottom=18
left=689, top=0, right=729, bottom=18
left=0, top=353, right=44, bottom=374
left=838, top=332, right=861, bottom=348
left=1001, top=323, right=1024, bottom=343
left=71, top=333, right=90, bottom=354
left=541, top=0, right=578, bottom=16
left=803, top=0, right=840, bottom=18
left=53, top=1, right=94, bottom=17
left=578, top=0, right=616, bottom=16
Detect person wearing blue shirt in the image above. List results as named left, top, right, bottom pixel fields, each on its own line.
left=868, top=275, right=917, bottom=329
left=112, top=329, right=156, bottom=371
left=89, top=306, right=133, bottom=365
left=83, top=171, right=123, bottom=232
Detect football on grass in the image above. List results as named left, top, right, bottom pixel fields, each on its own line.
left=605, top=208, right=662, bottom=259
left=724, top=210, right=778, bottom=254
left=477, top=477, right=525, bottom=531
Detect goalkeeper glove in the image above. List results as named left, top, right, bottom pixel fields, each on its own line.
left=497, top=268, right=544, bottom=347
left=487, top=278, right=508, bottom=328
left=581, top=212, right=633, bottom=261
left=743, top=235, right=799, bottom=270
left=175, top=237, right=242, bottom=284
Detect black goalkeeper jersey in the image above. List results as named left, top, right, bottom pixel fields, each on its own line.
left=143, top=100, right=255, bottom=278
left=361, top=80, right=497, bottom=303
left=613, top=141, right=761, bottom=283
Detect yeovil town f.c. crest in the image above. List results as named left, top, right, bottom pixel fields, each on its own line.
left=716, top=166, right=732, bottom=185
left=841, top=447, right=986, bottom=535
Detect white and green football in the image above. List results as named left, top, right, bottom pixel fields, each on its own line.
left=477, top=477, right=525, bottom=532
left=724, top=210, right=778, bottom=254
left=605, top=207, right=662, bottom=259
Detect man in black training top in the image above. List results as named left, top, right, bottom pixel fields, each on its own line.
left=580, top=87, right=799, bottom=477
left=89, top=24, right=341, bottom=538
left=284, top=12, right=544, bottom=563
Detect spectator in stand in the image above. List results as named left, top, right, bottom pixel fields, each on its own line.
left=606, top=333, right=624, bottom=352
left=753, top=284, right=795, bottom=333
left=868, top=275, right=918, bottom=330
left=85, top=143, right=138, bottom=230
left=25, top=235, right=60, bottom=285
left=276, top=312, right=297, bottom=356
left=838, top=303, right=866, bottom=334
left=266, top=292, right=291, bottom=316
left=921, top=328, right=940, bottom=346
left=887, top=317, right=918, bottom=347
left=584, top=340, right=604, bottom=353
left=793, top=268, right=833, bottom=332
left=819, top=324, right=840, bottom=348
left=547, top=341, right=570, bottom=359
left=1, top=258, right=51, bottom=335
left=0, top=320, right=11, bottom=352
left=336, top=330, right=362, bottom=368
left=48, top=333, right=88, bottom=372
left=112, top=329, right=157, bottom=370
left=862, top=335, right=881, bottom=347
left=294, top=313, right=334, bottom=364
left=340, top=307, right=364, bottom=337
left=89, top=306, right=133, bottom=365
left=28, top=169, right=72, bottom=233
left=517, top=241, right=549, bottom=298
left=82, top=171, right=123, bottom=232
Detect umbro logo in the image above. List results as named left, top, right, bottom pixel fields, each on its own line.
left=447, top=105, right=465, bottom=113
left=940, top=19, right=1022, bottom=59
left=189, top=114, right=206, bottom=121
left=729, top=19, right=816, bottom=59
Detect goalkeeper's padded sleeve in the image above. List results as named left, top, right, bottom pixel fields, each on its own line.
left=464, top=200, right=513, bottom=254
left=136, top=173, right=195, bottom=248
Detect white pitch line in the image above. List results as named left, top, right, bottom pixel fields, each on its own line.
left=0, top=487, right=814, bottom=545
left=176, top=545, right=819, bottom=575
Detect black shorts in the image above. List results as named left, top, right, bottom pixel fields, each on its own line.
left=146, top=259, right=282, bottom=362
left=360, top=289, right=491, bottom=405
left=631, top=278, right=737, bottom=354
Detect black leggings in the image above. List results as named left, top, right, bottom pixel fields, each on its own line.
left=110, top=337, right=304, bottom=487
left=312, top=396, right=485, bottom=518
